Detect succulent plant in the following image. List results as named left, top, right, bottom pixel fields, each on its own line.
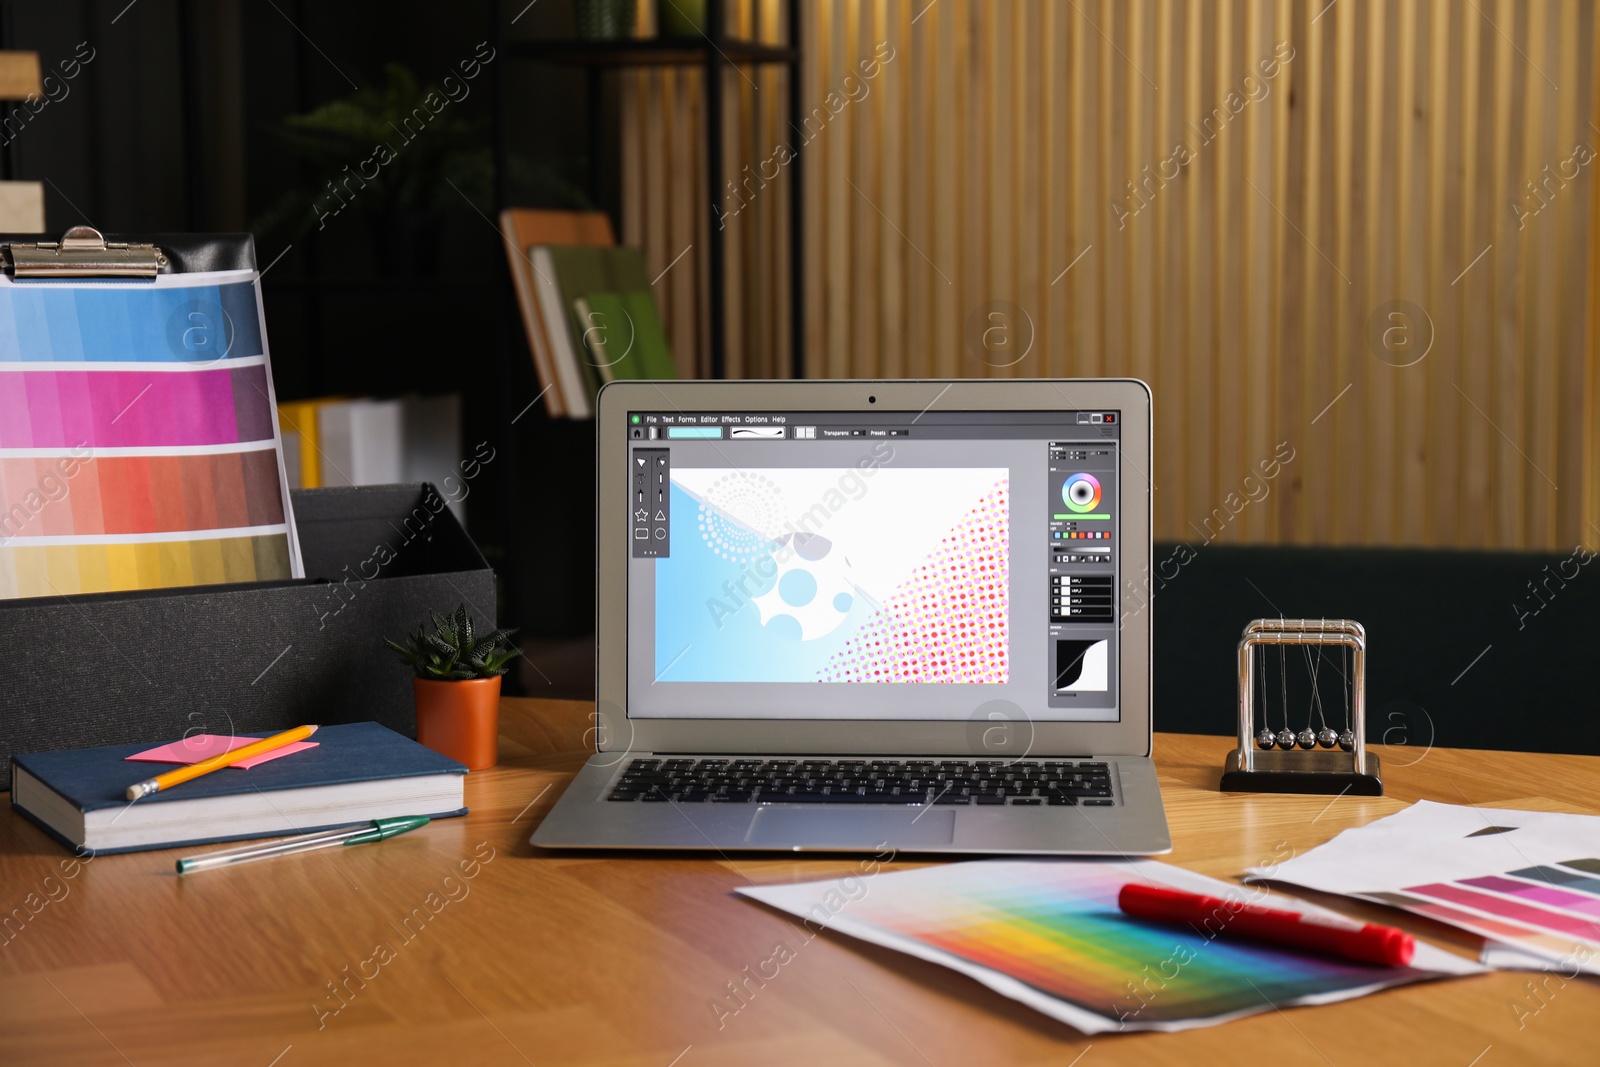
left=385, top=605, right=518, bottom=680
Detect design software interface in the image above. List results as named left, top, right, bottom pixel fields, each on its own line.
left=624, top=409, right=1122, bottom=721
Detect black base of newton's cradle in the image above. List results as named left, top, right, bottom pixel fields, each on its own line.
left=1220, top=749, right=1384, bottom=796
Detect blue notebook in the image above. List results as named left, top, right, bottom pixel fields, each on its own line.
left=10, top=722, right=468, bottom=855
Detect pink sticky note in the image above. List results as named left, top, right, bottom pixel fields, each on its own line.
left=125, top=734, right=318, bottom=769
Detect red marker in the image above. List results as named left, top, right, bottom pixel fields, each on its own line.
left=1118, top=883, right=1415, bottom=967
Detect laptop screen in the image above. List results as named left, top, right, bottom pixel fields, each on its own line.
left=623, top=408, right=1122, bottom=723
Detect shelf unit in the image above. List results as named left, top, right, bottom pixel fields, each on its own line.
left=491, top=0, right=804, bottom=380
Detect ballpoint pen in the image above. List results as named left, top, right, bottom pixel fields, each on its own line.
left=175, top=815, right=430, bottom=874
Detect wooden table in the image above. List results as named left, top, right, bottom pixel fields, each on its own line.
left=2, top=698, right=1596, bottom=1066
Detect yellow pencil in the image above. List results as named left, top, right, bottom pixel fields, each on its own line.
left=125, top=724, right=319, bottom=800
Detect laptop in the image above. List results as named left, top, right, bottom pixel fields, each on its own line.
left=532, top=379, right=1171, bottom=855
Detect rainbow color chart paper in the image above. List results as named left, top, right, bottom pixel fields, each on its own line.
left=0, top=269, right=302, bottom=599
left=1249, top=800, right=1600, bottom=975
left=739, top=859, right=1479, bottom=1033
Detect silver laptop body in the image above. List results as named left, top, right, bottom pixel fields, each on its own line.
left=532, top=379, right=1171, bottom=855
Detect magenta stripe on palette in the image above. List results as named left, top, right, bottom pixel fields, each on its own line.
left=1408, top=882, right=1600, bottom=939
left=0, top=365, right=273, bottom=448
left=1459, top=875, right=1600, bottom=919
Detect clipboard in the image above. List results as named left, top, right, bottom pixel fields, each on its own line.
left=0, top=226, right=305, bottom=599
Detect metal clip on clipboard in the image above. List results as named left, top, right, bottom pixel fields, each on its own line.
left=2, top=225, right=166, bottom=279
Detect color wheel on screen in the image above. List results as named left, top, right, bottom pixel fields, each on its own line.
left=1062, top=472, right=1101, bottom=513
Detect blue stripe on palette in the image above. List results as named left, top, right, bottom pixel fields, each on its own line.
left=1511, top=865, right=1600, bottom=898
left=0, top=282, right=264, bottom=362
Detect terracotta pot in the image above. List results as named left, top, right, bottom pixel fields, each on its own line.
left=413, top=675, right=501, bottom=770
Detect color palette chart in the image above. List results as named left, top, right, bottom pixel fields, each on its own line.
left=1250, top=800, right=1600, bottom=975
left=740, top=859, right=1478, bottom=1033
left=0, top=269, right=301, bottom=599
left=1369, top=860, right=1600, bottom=962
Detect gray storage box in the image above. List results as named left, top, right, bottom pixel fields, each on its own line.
left=0, top=484, right=496, bottom=791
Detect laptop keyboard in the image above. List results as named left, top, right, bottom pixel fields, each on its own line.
left=605, top=758, right=1116, bottom=806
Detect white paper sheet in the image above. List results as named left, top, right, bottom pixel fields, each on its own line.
left=1245, top=801, right=1600, bottom=975
left=738, top=858, right=1481, bottom=1034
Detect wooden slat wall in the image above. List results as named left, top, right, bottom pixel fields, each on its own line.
left=621, top=0, right=1598, bottom=549
left=621, top=0, right=790, bottom=379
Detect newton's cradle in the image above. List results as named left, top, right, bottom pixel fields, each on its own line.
left=1220, top=618, right=1383, bottom=795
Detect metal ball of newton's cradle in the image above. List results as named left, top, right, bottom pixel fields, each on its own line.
left=1297, top=728, right=1318, bottom=750
left=1276, top=728, right=1297, bottom=750
left=1338, top=729, right=1356, bottom=752
left=1317, top=727, right=1339, bottom=749
left=1256, top=728, right=1277, bottom=750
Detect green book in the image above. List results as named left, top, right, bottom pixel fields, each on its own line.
left=541, top=247, right=678, bottom=393
left=540, top=246, right=614, bottom=404
left=578, top=291, right=677, bottom=381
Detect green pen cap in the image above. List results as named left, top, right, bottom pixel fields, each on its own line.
left=342, top=815, right=431, bottom=846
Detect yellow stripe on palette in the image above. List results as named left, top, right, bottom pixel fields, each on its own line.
left=105, top=543, right=141, bottom=592
left=189, top=537, right=227, bottom=587
left=156, top=539, right=194, bottom=589
left=219, top=535, right=257, bottom=583
left=0, top=534, right=293, bottom=599
left=11, top=545, right=62, bottom=598
left=73, top=544, right=112, bottom=594
left=133, top=542, right=164, bottom=590
left=43, top=546, right=78, bottom=597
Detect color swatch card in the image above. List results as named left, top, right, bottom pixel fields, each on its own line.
left=1247, top=800, right=1600, bottom=975
left=0, top=268, right=303, bottom=598
left=739, top=858, right=1479, bottom=1033
left=125, top=733, right=319, bottom=768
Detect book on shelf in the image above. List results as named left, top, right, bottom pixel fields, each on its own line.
left=498, top=208, right=616, bottom=420
left=279, top=395, right=465, bottom=521
left=536, top=244, right=679, bottom=414
left=529, top=246, right=595, bottom=419
left=319, top=397, right=405, bottom=486
left=573, top=290, right=677, bottom=383
left=277, top=396, right=349, bottom=489
left=10, top=722, right=467, bottom=855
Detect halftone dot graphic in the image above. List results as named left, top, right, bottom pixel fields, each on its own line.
left=779, top=568, right=817, bottom=606
left=764, top=614, right=802, bottom=640
left=755, top=532, right=855, bottom=641
left=697, top=471, right=783, bottom=566
left=817, top=480, right=1009, bottom=684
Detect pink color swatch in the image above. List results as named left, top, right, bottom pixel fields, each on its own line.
left=1408, top=882, right=1600, bottom=940
left=125, top=733, right=318, bottom=770
left=1459, top=875, right=1600, bottom=919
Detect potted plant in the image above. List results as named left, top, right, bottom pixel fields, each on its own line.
left=251, top=64, right=493, bottom=277
left=385, top=605, right=517, bottom=770
left=252, top=63, right=591, bottom=276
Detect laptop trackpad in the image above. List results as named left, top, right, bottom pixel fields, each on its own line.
left=745, top=808, right=956, bottom=848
